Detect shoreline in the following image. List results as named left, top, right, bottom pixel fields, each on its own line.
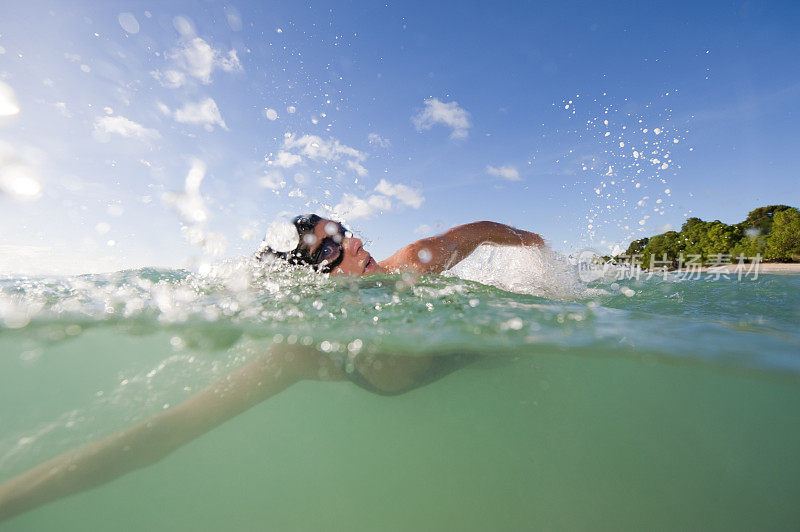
left=664, top=263, right=800, bottom=274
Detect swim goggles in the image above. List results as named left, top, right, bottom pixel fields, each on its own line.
left=309, top=222, right=349, bottom=272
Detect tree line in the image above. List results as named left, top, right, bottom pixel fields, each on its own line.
left=617, top=205, right=800, bottom=267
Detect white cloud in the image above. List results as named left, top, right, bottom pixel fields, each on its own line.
left=174, top=37, right=241, bottom=83
left=367, top=132, right=390, bottom=148
left=412, top=97, right=471, bottom=139
left=259, top=170, right=286, bottom=189
left=152, top=37, right=241, bottom=88
left=152, top=69, right=186, bottom=89
left=156, top=102, right=171, bottom=115
left=283, top=133, right=366, bottom=163
left=53, top=102, right=71, bottom=118
left=333, top=193, right=392, bottom=221
left=332, top=179, right=424, bottom=221
left=486, top=164, right=521, bottom=181
left=346, top=159, right=368, bottom=177
left=374, top=179, right=424, bottom=208
left=0, top=82, right=20, bottom=116
left=269, top=151, right=302, bottom=168
left=173, top=97, right=227, bottom=131
left=271, top=133, right=369, bottom=177
left=217, top=50, right=241, bottom=73
left=93, top=115, right=161, bottom=141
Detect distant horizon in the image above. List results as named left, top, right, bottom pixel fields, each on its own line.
left=0, top=202, right=795, bottom=277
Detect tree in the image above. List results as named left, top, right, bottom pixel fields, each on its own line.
left=641, top=231, right=683, bottom=268
left=765, top=208, right=800, bottom=261
left=624, top=237, right=649, bottom=257
left=618, top=205, right=800, bottom=268
left=680, top=217, right=710, bottom=259
left=741, top=205, right=794, bottom=235
left=730, top=236, right=764, bottom=261
left=700, top=221, right=741, bottom=257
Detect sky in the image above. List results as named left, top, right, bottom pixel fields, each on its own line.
left=0, top=0, right=798, bottom=274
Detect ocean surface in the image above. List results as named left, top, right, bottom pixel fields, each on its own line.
left=1, top=246, right=799, bottom=530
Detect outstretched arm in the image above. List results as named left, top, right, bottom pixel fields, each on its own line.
left=0, top=344, right=344, bottom=524
left=380, top=221, right=545, bottom=274
left=0, top=343, right=476, bottom=523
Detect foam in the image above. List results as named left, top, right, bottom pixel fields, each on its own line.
left=443, top=245, right=602, bottom=300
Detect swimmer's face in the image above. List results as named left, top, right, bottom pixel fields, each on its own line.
left=301, top=219, right=385, bottom=276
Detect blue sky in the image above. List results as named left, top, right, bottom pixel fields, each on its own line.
left=0, top=0, right=798, bottom=274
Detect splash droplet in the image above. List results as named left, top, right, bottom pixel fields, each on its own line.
left=118, top=12, right=140, bottom=34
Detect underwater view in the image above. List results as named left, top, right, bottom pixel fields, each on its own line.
left=2, top=1, right=800, bottom=530
left=2, top=253, right=800, bottom=530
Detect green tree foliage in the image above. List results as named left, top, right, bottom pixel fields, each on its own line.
left=728, top=205, right=791, bottom=258
left=741, top=205, right=794, bottom=234
left=617, top=205, right=799, bottom=266
left=765, top=208, right=800, bottom=261
left=625, top=237, right=649, bottom=256
left=702, top=221, right=742, bottom=257
left=641, top=231, right=683, bottom=268
left=731, top=234, right=764, bottom=259
left=680, top=218, right=709, bottom=258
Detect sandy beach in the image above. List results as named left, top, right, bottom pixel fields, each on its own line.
left=672, top=263, right=800, bottom=274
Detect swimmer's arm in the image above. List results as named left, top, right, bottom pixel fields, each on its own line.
left=0, top=345, right=343, bottom=524
left=380, top=221, right=545, bottom=274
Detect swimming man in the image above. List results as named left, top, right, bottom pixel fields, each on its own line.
left=0, top=216, right=544, bottom=523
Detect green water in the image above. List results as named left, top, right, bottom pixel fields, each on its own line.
left=1, top=256, right=799, bottom=530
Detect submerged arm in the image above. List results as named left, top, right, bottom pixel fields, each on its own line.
left=0, top=344, right=343, bottom=523
left=0, top=344, right=477, bottom=522
left=380, top=221, right=545, bottom=274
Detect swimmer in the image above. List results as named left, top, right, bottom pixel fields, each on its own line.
left=0, top=217, right=544, bottom=523
left=255, top=214, right=544, bottom=276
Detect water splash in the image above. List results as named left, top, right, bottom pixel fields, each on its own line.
left=556, top=91, right=692, bottom=252
left=444, top=245, right=603, bottom=300
left=162, top=159, right=227, bottom=260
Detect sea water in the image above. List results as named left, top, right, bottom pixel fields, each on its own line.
left=1, top=247, right=799, bottom=530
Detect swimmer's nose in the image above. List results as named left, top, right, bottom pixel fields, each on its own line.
left=346, top=237, right=363, bottom=255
